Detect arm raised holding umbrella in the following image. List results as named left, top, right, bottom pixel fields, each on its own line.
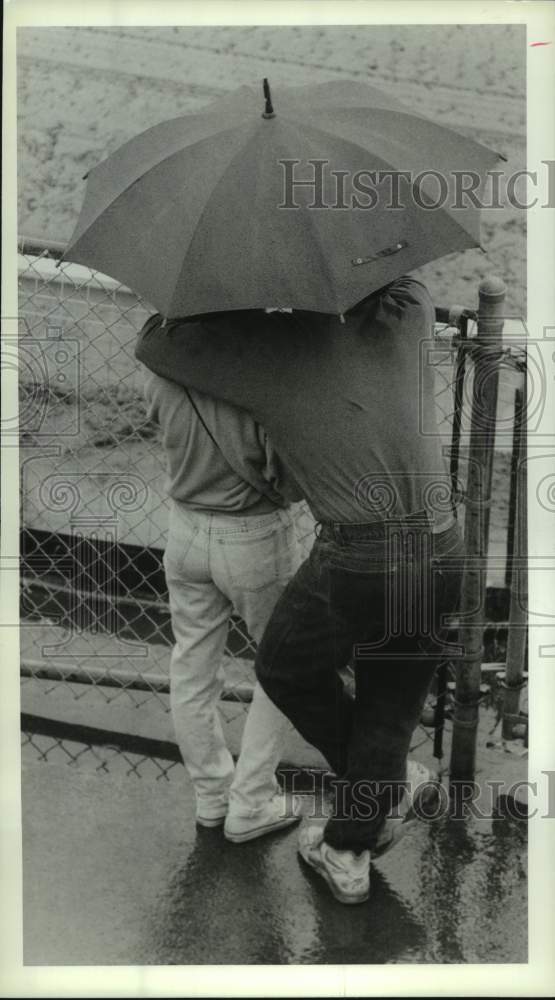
left=135, top=275, right=466, bottom=904
left=68, top=78, right=502, bottom=904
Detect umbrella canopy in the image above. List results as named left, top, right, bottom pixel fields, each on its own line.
left=63, top=79, right=503, bottom=318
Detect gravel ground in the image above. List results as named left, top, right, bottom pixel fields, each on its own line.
left=17, top=24, right=525, bottom=313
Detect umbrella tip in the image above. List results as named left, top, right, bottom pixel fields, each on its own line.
left=262, top=78, right=276, bottom=119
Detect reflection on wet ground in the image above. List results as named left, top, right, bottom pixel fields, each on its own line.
left=22, top=763, right=527, bottom=965
left=146, top=813, right=527, bottom=965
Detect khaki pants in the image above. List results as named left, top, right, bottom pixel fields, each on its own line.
left=163, top=501, right=302, bottom=820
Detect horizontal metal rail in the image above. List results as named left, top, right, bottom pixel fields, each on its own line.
left=18, top=236, right=66, bottom=259
left=21, top=712, right=332, bottom=790
left=20, top=659, right=255, bottom=703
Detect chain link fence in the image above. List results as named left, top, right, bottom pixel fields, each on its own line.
left=16, top=238, right=526, bottom=776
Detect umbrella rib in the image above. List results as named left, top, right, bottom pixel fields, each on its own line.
left=289, top=115, right=497, bottom=250
left=298, top=190, right=343, bottom=315
left=284, top=110, right=501, bottom=167
left=66, top=122, right=258, bottom=257
left=275, top=117, right=412, bottom=314
left=165, top=122, right=286, bottom=316
left=167, top=118, right=359, bottom=317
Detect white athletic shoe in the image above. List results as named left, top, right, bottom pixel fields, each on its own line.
left=224, top=792, right=303, bottom=843
left=196, top=813, right=227, bottom=829
left=298, top=820, right=370, bottom=904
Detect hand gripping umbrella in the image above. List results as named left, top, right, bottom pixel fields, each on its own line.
left=63, top=79, right=505, bottom=318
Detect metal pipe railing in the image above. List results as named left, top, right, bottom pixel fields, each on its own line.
left=450, top=275, right=507, bottom=782
left=501, top=386, right=528, bottom=740
left=18, top=236, right=66, bottom=259
left=20, top=659, right=255, bottom=704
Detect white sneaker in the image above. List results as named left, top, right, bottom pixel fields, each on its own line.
left=298, top=819, right=370, bottom=904
left=196, top=813, right=226, bottom=829
left=373, top=761, right=439, bottom=859
left=224, top=792, right=303, bottom=843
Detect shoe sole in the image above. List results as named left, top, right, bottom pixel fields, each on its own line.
left=197, top=815, right=226, bottom=828
left=298, top=847, right=369, bottom=905
left=224, top=814, right=301, bottom=844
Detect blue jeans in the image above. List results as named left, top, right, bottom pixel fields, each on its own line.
left=256, top=518, right=464, bottom=852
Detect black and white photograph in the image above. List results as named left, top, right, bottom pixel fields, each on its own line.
left=2, top=0, right=555, bottom=993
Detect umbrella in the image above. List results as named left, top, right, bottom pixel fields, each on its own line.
left=63, top=79, right=504, bottom=318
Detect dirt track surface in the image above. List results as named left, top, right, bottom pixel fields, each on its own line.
left=17, top=24, right=525, bottom=314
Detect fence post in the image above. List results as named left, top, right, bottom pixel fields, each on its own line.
left=504, top=394, right=521, bottom=589
left=449, top=275, right=506, bottom=783
left=502, top=386, right=528, bottom=739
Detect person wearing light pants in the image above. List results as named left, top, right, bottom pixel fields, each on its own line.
left=144, top=369, right=303, bottom=841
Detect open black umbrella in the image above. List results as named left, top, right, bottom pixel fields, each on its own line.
left=63, top=79, right=504, bottom=318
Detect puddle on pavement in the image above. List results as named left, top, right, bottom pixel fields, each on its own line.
left=145, top=807, right=526, bottom=965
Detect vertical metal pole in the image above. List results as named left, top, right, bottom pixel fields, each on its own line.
left=433, top=317, right=468, bottom=761
left=433, top=661, right=448, bottom=761
left=502, top=386, right=528, bottom=739
left=504, top=391, right=523, bottom=589
left=450, top=276, right=506, bottom=783
left=449, top=317, right=469, bottom=517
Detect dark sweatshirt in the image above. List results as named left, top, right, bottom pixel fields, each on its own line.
left=136, top=278, right=451, bottom=527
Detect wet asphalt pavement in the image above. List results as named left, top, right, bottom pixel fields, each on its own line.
left=22, top=762, right=527, bottom=965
